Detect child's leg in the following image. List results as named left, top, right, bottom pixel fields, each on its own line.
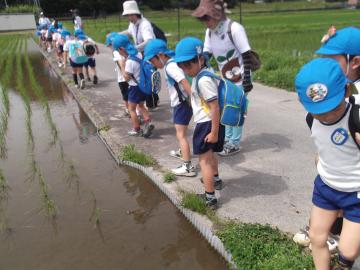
left=175, top=124, right=191, bottom=162
left=72, top=67, right=78, bottom=85
left=85, top=66, right=90, bottom=80
left=309, top=205, right=339, bottom=270
left=337, top=218, right=360, bottom=268
left=128, top=102, right=140, bottom=129
left=138, top=102, right=151, bottom=122
left=199, top=150, right=215, bottom=193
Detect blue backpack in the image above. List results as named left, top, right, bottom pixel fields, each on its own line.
left=196, top=71, right=248, bottom=127
left=128, top=56, right=161, bottom=95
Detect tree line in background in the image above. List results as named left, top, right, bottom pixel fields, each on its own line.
left=2, top=0, right=346, bottom=15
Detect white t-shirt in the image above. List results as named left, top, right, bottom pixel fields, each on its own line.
left=74, top=16, right=82, bottom=30
left=52, top=32, right=61, bottom=46
left=165, top=59, right=189, bottom=107
left=312, top=95, right=360, bottom=192
left=127, top=17, right=155, bottom=51
left=113, top=50, right=125, bottom=83
left=125, top=53, right=143, bottom=86
left=63, top=39, right=81, bottom=58
left=204, top=18, right=251, bottom=85
left=191, top=68, right=219, bottom=123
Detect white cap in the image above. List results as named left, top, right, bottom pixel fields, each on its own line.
left=122, top=1, right=141, bottom=16
left=40, top=11, right=44, bottom=16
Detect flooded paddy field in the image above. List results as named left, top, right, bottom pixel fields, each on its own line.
left=0, top=36, right=227, bottom=270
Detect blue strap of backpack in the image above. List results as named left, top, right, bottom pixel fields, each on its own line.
left=127, top=55, right=142, bottom=85
left=348, top=96, right=360, bottom=150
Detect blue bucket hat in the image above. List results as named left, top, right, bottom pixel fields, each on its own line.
left=112, top=34, right=138, bottom=56
left=74, top=28, right=84, bottom=37
left=144, top=39, right=174, bottom=61
left=316, top=27, right=360, bottom=56
left=174, top=37, right=203, bottom=63
left=61, top=29, right=71, bottom=38
left=105, top=32, right=119, bottom=47
left=295, top=58, right=347, bottom=114
left=57, top=22, right=63, bottom=29
left=78, top=34, right=88, bottom=41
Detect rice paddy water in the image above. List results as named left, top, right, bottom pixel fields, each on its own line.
left=0, top=36, right=228, bottom=269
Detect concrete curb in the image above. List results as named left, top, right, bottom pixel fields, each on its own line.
left=35, top=40, right=237, bottom=269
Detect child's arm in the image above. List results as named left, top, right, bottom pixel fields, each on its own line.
left=179, top=79, right=192, bottom=96
left=63, top=51, right=68, bottom=67
left=124, top=72, right=132, bottom=82
left=95, top=44, right=99, bottom=54
left=356, top=133, right=360, bottom=145
left=205, top=99, right=220, bottom=143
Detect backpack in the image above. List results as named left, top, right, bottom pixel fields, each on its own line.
left=128, top=56, right=161, bottom=95
left=208, top=20, right=261, bottom=71
left=196, top=71, right=248, bottom=127
left=306, top=95, right=360, bottom=150
left=83, top=41, right=96, bottom=56
left=151, top=22, right=167, bottom=43
left=69, top=41, right=88, bottom=64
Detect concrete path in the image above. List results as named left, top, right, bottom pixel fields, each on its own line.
left=46, top=43, right=323, bottom=234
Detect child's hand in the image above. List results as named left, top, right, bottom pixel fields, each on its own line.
left=204, top=132, right=218, bottom=144
left=356, top=132, right=360, bottom=145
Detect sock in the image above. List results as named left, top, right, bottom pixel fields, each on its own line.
left=205, top=191, right=216, bottom=200
left=337, top=253, right=354, bottom=269
left=330, top=217, right=343, bottom=235
left=73, top=74, right=78, bottom=85
left=214, top=174, right=221, bottom=182
left=184, top=161, right=191, bottom=169
left=144, top=118, right=151, bottom=124
left=79, top=73, right=84, bottom=80
left=134, top=126, right=140, bottom=132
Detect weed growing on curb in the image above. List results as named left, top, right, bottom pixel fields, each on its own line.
left=163, top=171, right=176, bottom=183
left=180, top=192, right=207, bottom=215
left=0, top=168, right=9, bottom=202
left=121, top=144, right=157, bottom=166
left=217, top=222, right=314, bottom=270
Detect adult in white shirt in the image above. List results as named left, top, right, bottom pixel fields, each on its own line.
left=121, top=0, right=159, bottom=109
left=38, top=12, right=50, bottom=26
left=71, top=9, right=83, bottom=30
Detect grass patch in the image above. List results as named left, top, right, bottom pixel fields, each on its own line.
left=121, top=144, right=157, bottom=166
left=163, top=171, right=176, bottom=183
left=180, top=192, right=207, bottom=215
left=217, top=222, right=314, bottom=270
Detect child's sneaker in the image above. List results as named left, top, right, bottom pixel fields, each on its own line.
left=80, top=79, right=85, bottom=89
left=200, top=177, right=223, bottom=190
left=128, top=129, right=143, bottom=136
left=293, top=226, right=311, bottom=247
left=93, top=75, right=98, bottom=84
left=58, top=62, right=63, bottom=68
left=143, top=123, right=154, bottom=138
left=172, top=163, right=197, bottom=177
left=75, top=84, right=80, bottom=89
left=219, top=144, right=241, bottom=157
left=169, top=149, right=182, bottom=159
left=197, top=193, right=218, bottom=210
left=87, top=77, right=92, bottom=82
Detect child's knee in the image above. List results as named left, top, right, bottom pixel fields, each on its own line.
left=308, top=228, right=328, bottom=247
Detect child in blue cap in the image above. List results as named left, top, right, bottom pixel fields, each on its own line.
left=174, top=37, right=226, bottom=208
left=294, top=26, right=360, bottom=252
left=112, top=34, right=154, bottom=138
left=317, top=26, right=360, bottom=93
left=78, top=34, right=99, bottom=84
left=295, top=58, right=360, bottom=270
left=144, top=39, right=196, bottom=177
left=63, top=30, right=86, bottom=89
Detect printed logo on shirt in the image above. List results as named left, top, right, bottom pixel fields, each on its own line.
left=357, top=191, right=360, bottom=199
left=331, top=128, right=349, bottom=145
left=306, top=83, right=328, bottom=102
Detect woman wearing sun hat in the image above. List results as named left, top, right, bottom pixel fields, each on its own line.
left=192, top=0, right=253, bottom=157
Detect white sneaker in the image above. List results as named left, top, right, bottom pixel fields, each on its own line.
left=80, top=79, right=85, bottom=89
left=171, top=163, right=197, bottom=177
left=293, top=226, right=310, bottom=247
left=143, top=122, right=154, bottom=138
left=169, top=149, right=182, bottom=159
left=128, top=129, right=143, bottom=136
left=58, top=62, right=63, bottom=68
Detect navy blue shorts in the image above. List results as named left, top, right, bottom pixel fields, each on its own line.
left=84, top=57, right=96, bottom=68
left=193, top=121, right=225, bottom=155
left=69, top=58, right=84, bottom=68
left=312, top=175, right=360, bottom=223
left=58, top=45, right=63, bottom=54
left=128, top=85, right=146, bottom=104
left=173, top=102, right=193, bottom=125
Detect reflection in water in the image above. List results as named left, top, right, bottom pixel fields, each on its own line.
left=72, top=106, right=97, bottom=144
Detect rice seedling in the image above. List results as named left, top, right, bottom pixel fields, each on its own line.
left=89, top=192, right=101, bottom=225
left=64, top=160, right=80, bottom=191
left=37, top=167, right=57, bottom=218
left=0, top=168, right=10, bottom=202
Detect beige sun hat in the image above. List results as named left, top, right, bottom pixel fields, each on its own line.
left=122, top=1, right=141, bottom=16
left=192, top=0, right=227, bottom=20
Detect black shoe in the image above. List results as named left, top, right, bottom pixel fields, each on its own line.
left=197, top=193, right=218, bottom=210
left=93, top=75, right=98, bottom=84
left=200, top=178, right=223, bottom=191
